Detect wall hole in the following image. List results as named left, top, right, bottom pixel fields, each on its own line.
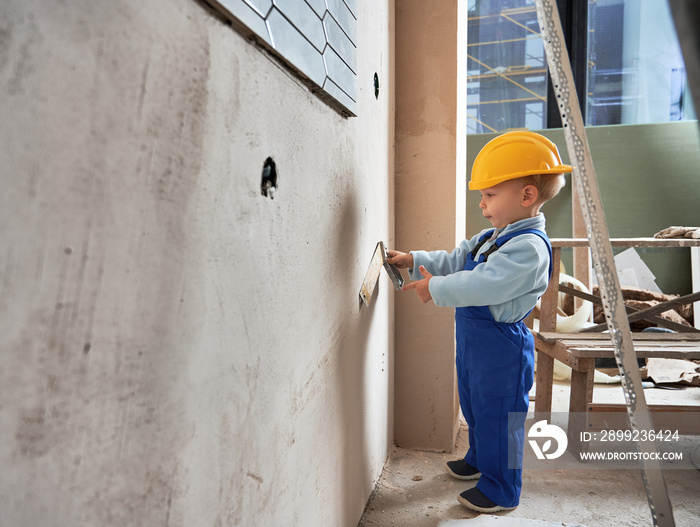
left=261, top=157, right=277, bottom=199
left=374, top=73, right=380, bottom=99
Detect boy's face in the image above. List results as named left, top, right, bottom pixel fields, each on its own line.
left=478, top=180, right=535, bottom=229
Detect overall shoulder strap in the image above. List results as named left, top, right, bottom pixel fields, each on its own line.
left=468, top=229, right=496, bottom=261
left=482, top=228, right=553, bottom=278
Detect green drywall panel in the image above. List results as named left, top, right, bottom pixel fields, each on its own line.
left=466, top=121, right=700, bottom=295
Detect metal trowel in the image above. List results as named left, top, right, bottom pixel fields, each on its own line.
left=359, top=241, right=405, bottom=306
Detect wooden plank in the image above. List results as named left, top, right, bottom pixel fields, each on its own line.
left=535, top=330, right=700, bottom=358
left=537, top=331, right=700, bottom=343
left=562, top=341, right=700, bottom=349
left=693, top=247, right=700, bottom=329
left=534, top=334, right=581, bottom=368
left=560, top=339, right=700, bottom=347
left=568, top=357, right=594, bottom=454
left=572, top=187, right=591, bottom=308
left=534, top=247, right=560, bottom=415
left=539, top=247, right=560, bottom=333
left=587, top=404, right=700, bottom=435
left=566, top=346, right=700, bottom=359
left=551, top=237, right=700, bottom=248
left=565, top=344, right=700, bottom=352
left=534, top=352, right=554, bottom=415
left=589, top=404, right=700, bottom=413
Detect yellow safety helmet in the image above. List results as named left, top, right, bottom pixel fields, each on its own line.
left=469, top=131, right=573, bottom=190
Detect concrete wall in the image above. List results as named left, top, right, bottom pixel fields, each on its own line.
left=0, top=1, right=395, bottom=526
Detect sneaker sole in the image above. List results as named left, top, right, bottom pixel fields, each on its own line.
left=457, top=494, right=516, bottom=513
left=445, top=462, right=481, bottom=480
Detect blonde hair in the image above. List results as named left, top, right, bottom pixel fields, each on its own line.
left=521, top=173, right=566, bottom=203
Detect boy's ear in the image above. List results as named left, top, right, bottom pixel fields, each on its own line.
left=521, top=184, right=538, bottom=206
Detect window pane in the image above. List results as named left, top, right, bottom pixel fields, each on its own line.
left=587, top=0, right=696, bottom=125
left=467, top=0, right=548, bottom=134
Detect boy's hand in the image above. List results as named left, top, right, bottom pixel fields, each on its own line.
left=402, top=265, right=433, bottom=303
left=386, top=250, right=414, bottom=269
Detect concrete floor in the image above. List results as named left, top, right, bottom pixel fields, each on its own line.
left=358, top=379, right=700, bottom=527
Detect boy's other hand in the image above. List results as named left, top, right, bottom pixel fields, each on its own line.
left=402, top=265, right=433, bottom=303
left=386, top=250, right=414, bottom=269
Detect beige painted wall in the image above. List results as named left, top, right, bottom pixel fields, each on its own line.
left=394, top=0, right=462, bottom=451
left=0, top=1, right=395, bottom=525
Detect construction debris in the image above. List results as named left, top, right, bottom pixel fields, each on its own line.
left=590, top=286, right=693, bottom=330
left=646, top=357, right=700, bottom=386
left=654, top=226, right=700, bottom=239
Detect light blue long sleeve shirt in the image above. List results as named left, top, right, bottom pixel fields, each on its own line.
left=409, top=214, right=550, bottom=323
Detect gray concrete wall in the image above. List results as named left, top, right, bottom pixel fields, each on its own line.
left=0, top=1, right=395, bottom=526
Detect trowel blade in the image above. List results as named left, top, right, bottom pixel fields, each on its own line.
left=359, top=242, right=384, bottom=307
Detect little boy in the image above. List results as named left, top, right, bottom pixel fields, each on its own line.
left=387, top=131, right=572, bottom=513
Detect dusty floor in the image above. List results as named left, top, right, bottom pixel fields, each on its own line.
left=358, top=380, right=700, bottom=527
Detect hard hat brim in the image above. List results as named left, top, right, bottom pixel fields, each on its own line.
left=468, top=165, right=573, bottom=190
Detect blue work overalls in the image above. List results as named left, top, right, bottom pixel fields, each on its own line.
left=455, top=228, right=552, bottom=507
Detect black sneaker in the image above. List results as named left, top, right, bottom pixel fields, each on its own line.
left=458, top=487, right=517, bottom=513
left=445, top=459, right=481, bottom=480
